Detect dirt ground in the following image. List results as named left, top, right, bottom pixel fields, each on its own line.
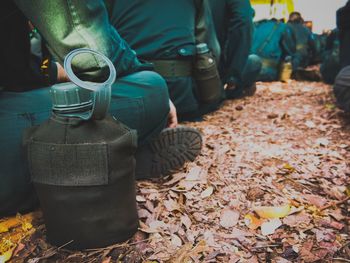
left=1, top=80, right=350, bottom=263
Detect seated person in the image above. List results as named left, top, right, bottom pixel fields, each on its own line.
left=252, top=18, right=296, bottom=82
left=337, top=0, right=350, bottom=69
left=320, top=29, right=341, bottom=84
left=310, top=32, right=327, bottom=65
left=334, top=66, right=350, bottom=112
left=209, top=0, right=262, bottom=99
left=109, top=0, right=222, bottom=122
left=287, top=12, right=316, bottom=70
left=0, top=0, right=202, bottom=216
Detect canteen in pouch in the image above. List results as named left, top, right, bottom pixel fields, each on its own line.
left=194, top=43, right=222, bottom=104
left=279, top=56, right=293, bottom=82
left=24, top=49, right=139, bottom=249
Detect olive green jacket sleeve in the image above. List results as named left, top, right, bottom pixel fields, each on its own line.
left=195, top=0, right=221, bottom=61
left=14, top=0, right=146, bottom=81
left=222, top=0, right=254, bottom=85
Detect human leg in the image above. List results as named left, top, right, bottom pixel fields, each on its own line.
left=116, top=72, right=202, bottom=179
left=334, top=66, right=350, bottom=112
left=109, top=71, right=170, bottom=145
left=226, top=54, right=262, bottom=99
left=240, top=54, right=262, bottom=89
left=0, top=71, right=168, bottom=216
left=0, top=88, right=52, bottom=216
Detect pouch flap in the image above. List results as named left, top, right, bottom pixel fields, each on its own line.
left=28, top=141, right=108, bottom=186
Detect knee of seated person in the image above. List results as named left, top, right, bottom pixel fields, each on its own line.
left=133, top=71, right=169, bottom=96
left=248, top=54, right=263, bottom=72
left=334, top=66, right=350, bottom=112
left=142, top=70, right=169, bottom=103
left=137, top=71, right=170, bottom=115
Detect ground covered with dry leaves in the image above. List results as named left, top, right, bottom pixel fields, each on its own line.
left=1, top=80, right=350, bottom=263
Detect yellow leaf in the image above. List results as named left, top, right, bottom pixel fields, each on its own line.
left=0, top=247, right=14, bottom=263
left=0, top=218, right=21, bottom=234
left=283, top=163, right=295, bottom=172
left=244, top=213, right=263, bottom=230
left=254, top=204, right=291, bottom=219
left=21, top=222, right=32, bottom=232
left=325, top=103, right=336, bottom=110
left=346, top=185, right=350, bottom=197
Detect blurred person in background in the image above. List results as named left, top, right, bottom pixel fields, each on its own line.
left=252, top=18, right=296, bottom=82
left=320, top=29, right=341, bottom=84
left=209, top=0, right=262, bottom=99
left=287, top=12, right=316, bottom=71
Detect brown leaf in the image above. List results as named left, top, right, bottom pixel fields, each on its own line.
left=186, top=166, right=203, bottom=181
left=180, top=215, right=192, bottom=230
left=163, top=173, right=187, bottom=186
left=299, top=240, right=320, bottom=263
left=267, top=113, right=279, bottom=119
left=304, top=194, right=328, bottom=208
left=219, top=210, right=240, bottom=229
left=316, top=217, right=345, bottom=230
left=283, top=212, right=312, bottom=228
left=246, top=187, right=265, bottom=201
left=314, top=229, right=336, bottom=243
left=164, top=198, right=180, bottom=212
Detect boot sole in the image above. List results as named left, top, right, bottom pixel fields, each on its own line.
left=149, top=127, right=202, bottom=176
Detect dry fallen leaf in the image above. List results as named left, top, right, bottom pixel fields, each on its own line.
left=200, top=186, right=214, bottom=199
left=254, top=204, right=291, bottom=219
left=163, top=198, right=180, bottom=212
left=220, top=209, right=240, bottom=229
left=261, top=219, right=282, bottom=236
left=180, top=215, right=192, bottom=230
left=2, top=81, right=350, bottom=261
left=0, top=247, right=15, bottom=263
left=244, top=213, right=263, bottom=230
left=171, top=234, right=182, bottom=248
left=186, top=166, right=203, bottom=181
left=283, top=212, right=312, bottom=228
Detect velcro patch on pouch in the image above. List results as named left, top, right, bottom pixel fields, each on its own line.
left=28, top=141, right=109, bottom=186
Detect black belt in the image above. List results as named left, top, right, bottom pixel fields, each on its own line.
left=149, top=60, right=193, bottom=78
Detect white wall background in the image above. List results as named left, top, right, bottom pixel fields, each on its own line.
left=253, top=0, right=348, bottom=33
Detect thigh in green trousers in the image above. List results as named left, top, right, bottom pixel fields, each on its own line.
left=0, top=71, right=169, bottom=216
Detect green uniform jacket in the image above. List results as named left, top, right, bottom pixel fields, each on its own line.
left=288, top=22, right=316, bottom=69
left=252, top=20, right=296, bottom=81
left=109, top=0, right=220, bottom=117
left=209, top=0, right=254, bottom=85
left=110, top=0, right=197, bottom=60
left=337, top=1, right=350, bottom=69
left=321, top=29, right=341, bottom=84
left=13, top=0, right=148, bottom=82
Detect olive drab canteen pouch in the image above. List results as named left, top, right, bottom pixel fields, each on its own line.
left=24, top=49, right=139, bottom=250
left=279, top=57, right=293, bottom=82
left=194, top=43, right=222, bottom=104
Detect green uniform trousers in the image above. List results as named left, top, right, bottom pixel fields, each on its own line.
left=0, top=71, right=169, bottom=216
